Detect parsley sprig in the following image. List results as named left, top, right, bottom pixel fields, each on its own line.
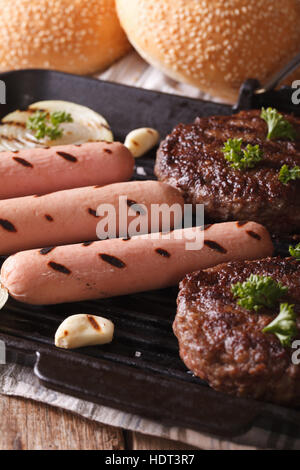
left=231, top=274, right=288, bottom=312
left=262, top=303, right=297, bottom=347
left=261, top=107, right=296, bottom=141
left=222, top=138, right=263, bottom=170
left=232, top=275, right=298, bottom=346
left=27, top=110, right=73, bottom=141
left=278, top=164, right=300, bottom=185
left=289, top=243, right=300, bottom=260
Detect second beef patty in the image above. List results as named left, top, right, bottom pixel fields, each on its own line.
left=173, top=257, right=300, bottom=405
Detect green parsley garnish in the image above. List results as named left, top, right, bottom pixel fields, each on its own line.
left=262, top=303, right=297, bottom=347
left=231, top=274, right=288, bottom=312
left=278, top=164, right=300, bottom=184
left=289, top=242, right=300, bottom=260
left=261, top=107, right=296, bottom=141
left=27, top=110, right=73, bottom=141
left=222, top=138, right=263, bottom=170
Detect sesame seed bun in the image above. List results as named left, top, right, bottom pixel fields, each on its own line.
left=0, top=0, right=131, bottom=75
left=116, top=0, right=300, bottom=103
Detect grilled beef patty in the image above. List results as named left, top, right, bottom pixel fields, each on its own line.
left=173, top=257, right=300, bottom=405
left=155, top=110, right=300, bottom=234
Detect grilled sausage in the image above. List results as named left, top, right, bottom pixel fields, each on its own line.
left=1, top=221, right=273, bottom=305
left=0, top=142, right=134, bottom=199
left=0, top=180, right=184, bottom=254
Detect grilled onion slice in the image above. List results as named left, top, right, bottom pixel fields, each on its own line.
left=0, top=100, right=113, bottom=152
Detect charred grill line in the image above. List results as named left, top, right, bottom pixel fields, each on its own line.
left=56, top=151, right=78, bottom=163
left=48, top=261, right=71, bottom=275
left=155, top=248, right=171, bottom=258
left=12, top=157, right=33, bottom=168
left=204, top=240, right=227, bottom=254
left=40, top=247, right=56, bottom=255
left=246, top=230, right=262, bottom=240
left=0, top=219, right=17, bottom=232
left=99, top=254, right=126, bottom=269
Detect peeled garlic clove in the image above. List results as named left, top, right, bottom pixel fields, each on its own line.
left=124, top=127, right=159, bottom=158
left=55, top=314, right=114, bottom=349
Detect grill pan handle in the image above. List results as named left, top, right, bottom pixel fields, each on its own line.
left=255, top=52, right=300, bottom=95
left=234, top=52, right=300, bottom=112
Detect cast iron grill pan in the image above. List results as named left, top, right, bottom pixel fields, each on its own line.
left=0, top=70, right=299, bottom=439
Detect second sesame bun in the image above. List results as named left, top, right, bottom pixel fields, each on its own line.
left=116, top=0, right=300, bottom=103
left=0, top=0, right=131, bottom=75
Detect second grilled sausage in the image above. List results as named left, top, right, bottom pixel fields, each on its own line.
left=0, top=180, right=184, bottom=254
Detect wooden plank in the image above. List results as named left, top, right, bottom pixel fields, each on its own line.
left=130, top=431, right=199, bottom=450
left=0, top=395, right=125, bottom=450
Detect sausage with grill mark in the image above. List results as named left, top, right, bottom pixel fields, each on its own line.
left=1, top=221, right=273, bottom=305
left=0, top=142, right=134, bottom=199
left=0, top=180, right=184, bottom=254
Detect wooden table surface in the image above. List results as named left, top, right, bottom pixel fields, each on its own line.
left=0, top=395, right=198, bottom=450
